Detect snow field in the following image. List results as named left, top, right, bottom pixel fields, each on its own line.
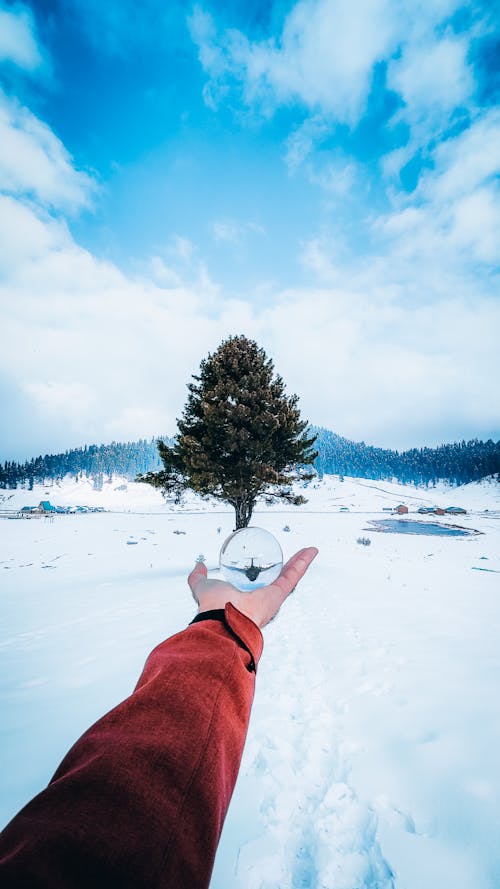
left=1, top=475, right=500, bottom=888
left=211, top=508, right=500, bottom=889
left=226, top=589, right=394, bottom=889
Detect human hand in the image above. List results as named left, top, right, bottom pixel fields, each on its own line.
left=187, top=547, right=318, bottom=628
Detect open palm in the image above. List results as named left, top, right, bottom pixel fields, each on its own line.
left=188, top=547, right=318, bottom=628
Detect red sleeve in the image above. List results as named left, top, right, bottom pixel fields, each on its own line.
left=0, top=602, right=264, bottom=889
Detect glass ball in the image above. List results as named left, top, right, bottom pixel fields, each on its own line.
left=220, top=527, right=283, bottom=592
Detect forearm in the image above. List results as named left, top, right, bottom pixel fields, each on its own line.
left=0, top=603, right=263, bottom=889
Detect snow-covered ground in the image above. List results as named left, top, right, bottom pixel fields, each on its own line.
left=1, top=475, right=500, bottom=888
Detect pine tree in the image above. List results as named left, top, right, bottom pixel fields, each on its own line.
left=139, top=335, right=318, bottom=528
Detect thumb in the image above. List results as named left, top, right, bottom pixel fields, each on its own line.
left=188, top=561, right=207, bottom=600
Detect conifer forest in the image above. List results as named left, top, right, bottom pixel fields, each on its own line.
left=1, top=429, right=499, bottom=490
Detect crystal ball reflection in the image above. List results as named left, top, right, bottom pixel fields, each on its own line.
left=220, top=527, right=283, bottom=592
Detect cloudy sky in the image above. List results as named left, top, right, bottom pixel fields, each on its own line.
left=1, top=0, right=499, bottom=462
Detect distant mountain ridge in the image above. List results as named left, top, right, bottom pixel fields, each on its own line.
left=0, top=439, right=168, bottom=491
left=1, top=429, right=499, bottom=490
left=311, top=427, right=500, bottom=486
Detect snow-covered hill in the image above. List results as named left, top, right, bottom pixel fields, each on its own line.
left=1, top=471, right=499, bottom=515
left=1, top=474, right=499, bottom=888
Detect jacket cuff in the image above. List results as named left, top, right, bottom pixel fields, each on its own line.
left=224, top=602, right=264, bottom=669
left=191, top=604, right=264, bottom=670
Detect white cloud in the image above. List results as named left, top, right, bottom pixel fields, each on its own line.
left=0, top=3, right=42, bottom=70
left=285, top=115, right=333, bottom=170
left=24, top=381, right=96, bottom=425
left=3, top=105, right=495, bottom=459
left=150, top=235, right=221, bottom=301
left=190, top=0, right=399, bottom=124
left=0, top=194, right=60, bottom=271
left=388, top=37, right=475, bottom=117
left=262, top=284, right=500, bottom=448
left=2, top=182, right=499, bottom=458
left=376, top=109, right=500, bottom=269
left=307, top=157, right=358, bottom=196
left=301, top=237, right=342, bottom=281
left=105, top=406, right=173, bottom=442
left=383, top=29, right=478, bottom=181
left=0, top=90, right=95, bottom=211
left=388, top=33, right=474, bottom=125
left=189, top=5, right=222, bottom=77
left=1, top=9, right=498, bottom=459
left=421, top=109, right=500, bottom=202
left=0, top=211, right=223, bottom=454
left=190, top=1, right=472, bottom=128
left=190, top=0, right=478, bottom=179
left=148, top=256, right=182, bottom=287
left=449, top=188, right=500, bottom=264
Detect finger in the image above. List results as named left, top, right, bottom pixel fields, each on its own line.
left=276, top=547, right=318, bottom=594
left=187, top=561, right=208, bottom=600
left=282, top=546, right=318, bottom=573
left=256, top=547, right=318, bottom=626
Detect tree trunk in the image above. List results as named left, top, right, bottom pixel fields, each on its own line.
left=234, top=497, right=254, bottom=530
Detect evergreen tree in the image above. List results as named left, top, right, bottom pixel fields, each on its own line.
left=139, top=335, right=317, bottom=528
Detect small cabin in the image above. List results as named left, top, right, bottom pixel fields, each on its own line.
left=395, top=504, right=408, bottom=515
left=433, top=507, right=446, bottom=516
left=446, top=506, right=467, bottom=515
left=38, top=500, right=56, bottom=513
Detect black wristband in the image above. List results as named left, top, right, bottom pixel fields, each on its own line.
left=190, top=609, right=226, bottom=625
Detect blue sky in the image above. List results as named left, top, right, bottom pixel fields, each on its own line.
left=0, top=0, right=499, bottom=461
